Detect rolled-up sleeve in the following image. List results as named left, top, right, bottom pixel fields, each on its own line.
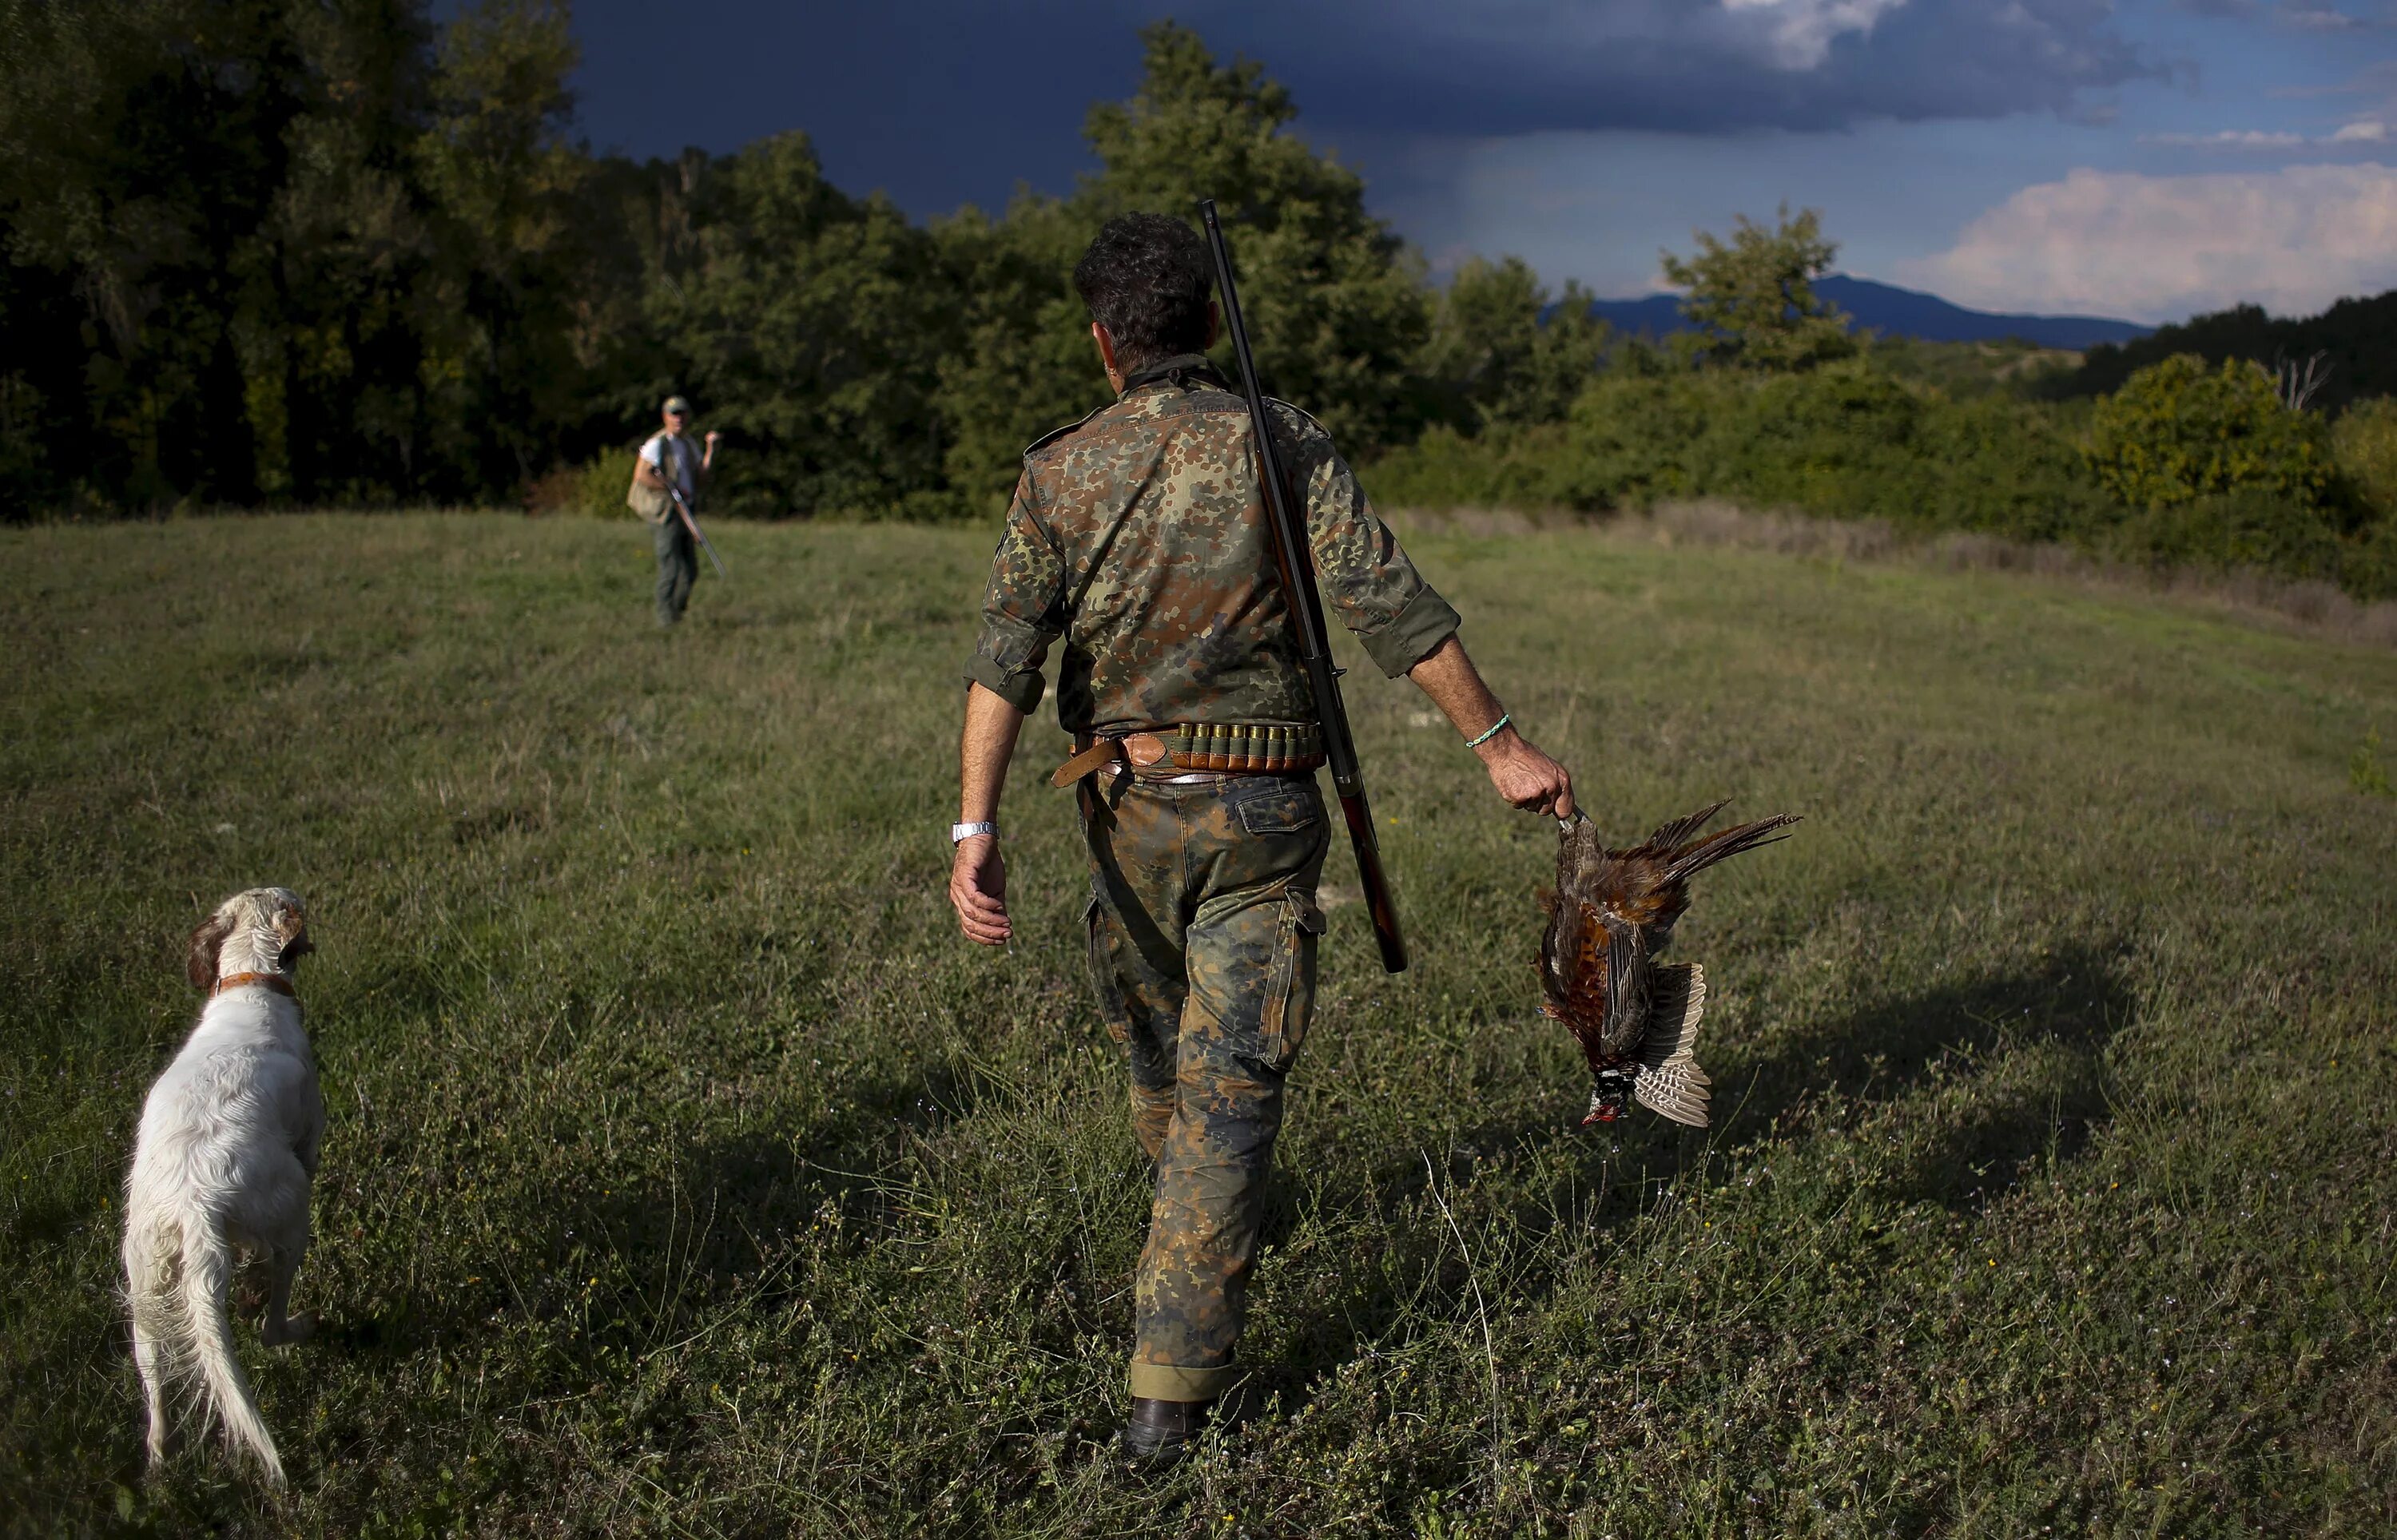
left=1292, top=422, right=1461, bottom=677
left=964, top=470, right=1067, bottom=713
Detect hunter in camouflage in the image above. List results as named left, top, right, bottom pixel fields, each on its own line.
left=948, top=212, right=1576, bottom=1471
left=965, top=363, right=1461, bottom=729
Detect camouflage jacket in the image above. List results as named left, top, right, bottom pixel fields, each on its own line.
left=965, top=358, right=1460, bottom=736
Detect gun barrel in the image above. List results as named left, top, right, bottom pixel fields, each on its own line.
left=1199, top=198, right=1407, bottom=974
left=671, top=488, right=729, bottom=580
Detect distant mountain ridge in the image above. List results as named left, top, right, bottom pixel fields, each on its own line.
left=1585, top=274, right=2154, bottom=350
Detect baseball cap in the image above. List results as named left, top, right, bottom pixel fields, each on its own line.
left=662, top=395, right=692, bottom=415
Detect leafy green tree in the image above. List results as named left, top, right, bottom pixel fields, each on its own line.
left=1424, top=256, right=1611, bottom=431
left=1, top=0, right=316, bottom=508
left=929, top=196, right=1099, bottom=511
left=0, top=0, right=606, bottom=510
left=1660, top=205, right=1854, bottom=373
left=2084, top=354, right=2331, bottom=511
left=2060, top=292, right=2397, bottom=415
left=934, top=21, right=1433, bottom=513
left=1079, top=23, right=1430, bottom=449
left=646, top=133, right=952, bottom=515
left=415, top=0, right=591, bottom=493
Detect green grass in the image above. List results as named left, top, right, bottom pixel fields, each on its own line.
left=3, top=512, right=2393, bottom=1538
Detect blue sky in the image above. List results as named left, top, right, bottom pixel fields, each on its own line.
left=554, top=0, right=2397, bottom=324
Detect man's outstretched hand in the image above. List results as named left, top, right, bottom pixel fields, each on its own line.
left=949, top=833, right=1012, bottom=946
left=1477, top=728, right=1576, bottom=820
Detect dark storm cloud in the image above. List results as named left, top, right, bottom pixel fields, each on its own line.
left=2172, top=0, right=2397, bottom=24
left=1195, top=0, right=2160, bottom=137
left=559, top=0, right=2160, bottom=216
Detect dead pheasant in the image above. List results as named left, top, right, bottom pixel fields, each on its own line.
left=1537, top=800, right=1800, bottom=1128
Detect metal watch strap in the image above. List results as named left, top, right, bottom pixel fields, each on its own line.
left=950, top=820, right=997, bottom=844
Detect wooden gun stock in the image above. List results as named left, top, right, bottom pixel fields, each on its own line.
left=1335, top=788, right=1408, bottom=974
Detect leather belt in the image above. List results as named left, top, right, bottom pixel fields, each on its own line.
left=1051, top=723, right=1325, bottom=788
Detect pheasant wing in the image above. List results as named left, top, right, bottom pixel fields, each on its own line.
left=1599, top=911, right=1647, bottom=1060
left=1631, top=963, right=1711, bottom=1127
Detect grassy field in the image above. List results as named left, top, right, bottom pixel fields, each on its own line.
left=2, top=512, right=2392, bottom=1538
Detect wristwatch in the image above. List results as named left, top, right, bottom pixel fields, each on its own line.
left=949, top=821, right=998, bottom=844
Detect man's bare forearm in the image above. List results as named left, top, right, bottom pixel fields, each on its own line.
left=959, top=681, right=1028, bottom=824
left=1407, top=634, right=1576, bottom=818
left=1407, top=635, right=1506, bottom=740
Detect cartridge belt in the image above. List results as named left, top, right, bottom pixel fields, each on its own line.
left=1050, top=722, right=1325, bottom=788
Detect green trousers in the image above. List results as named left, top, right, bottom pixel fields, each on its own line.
left=1080, top=769, right=1329, bottom=1403
left=654, top=516, right=697, bottom=625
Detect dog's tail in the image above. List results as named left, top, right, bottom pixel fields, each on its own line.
left=155, top=1197, right=286, bottom=1487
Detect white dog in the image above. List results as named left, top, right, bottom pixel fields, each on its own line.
left=122, top=887, right=324, bottom=1487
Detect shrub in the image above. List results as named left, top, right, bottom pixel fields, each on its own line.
left=1360, top=350, right=2395, bottom=605
left=2084, top=354, right=2331, bottom=511
left=1552, top=375, right=1713, bottom=509
left=2105, top=489, right=2342, bottom=582
left=527, top=448, right=643, bottom=518
left=2339, top=517, right=2397, bottom=601
left=1363, top=423, right=1576, bottom=510
left=2331, top=396, right=2397, bottom=522
left=1687, top=367, right=1922, bottom=521
left=1916, top=395, right=2115, bottom=543
left=1369, top=367, right=2113, bottom=536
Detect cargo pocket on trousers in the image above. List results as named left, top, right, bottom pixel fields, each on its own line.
left=1238, top=783, right=1322, bottom=836
left=1085, top=893, right=1131, bottom=1044
left=1257, top=893, right=1327, bottom=1073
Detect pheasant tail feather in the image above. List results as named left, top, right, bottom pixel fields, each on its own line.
left=1664, top=815, right=1803, bottom=884
left=1642, top=800, right=1731, bottom=855
left=1632, top=963, right=1711, bottom=1127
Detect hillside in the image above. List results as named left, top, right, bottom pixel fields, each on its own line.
left=1586, top=274, right=2154, bottom=348
left=3, top=515, right=2392, bottom=1534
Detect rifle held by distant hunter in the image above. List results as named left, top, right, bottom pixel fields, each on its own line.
left=1198, top=196, right=1408, bottom=974
left=669, top=483, right=729, bottom=580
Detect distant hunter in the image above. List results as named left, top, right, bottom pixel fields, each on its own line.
left=947, top=212, right=1577, bottom=1468
left=629, top=395, right=720, bottom=627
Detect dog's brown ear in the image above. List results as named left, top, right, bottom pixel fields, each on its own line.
left=186, top=911, right=235, bottom=988
left=272, top=901, right=313, bottom=967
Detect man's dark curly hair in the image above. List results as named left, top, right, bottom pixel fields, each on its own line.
left=1072, top=212, right=1213, bottom=373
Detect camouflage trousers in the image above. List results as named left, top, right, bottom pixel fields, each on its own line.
left=1080, top=768, right=1330, bottom=1403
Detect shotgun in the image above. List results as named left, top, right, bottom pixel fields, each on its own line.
left=1198, top=198, right=1408, bottom=974
left=668, top=483, right=729, bottom=580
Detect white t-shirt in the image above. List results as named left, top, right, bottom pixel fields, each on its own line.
left=641, top=432, right=700, bottom=502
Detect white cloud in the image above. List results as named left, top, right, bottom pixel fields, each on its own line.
left=2278, top=0, right=2363, bottom=28
left=1895, top=163, right=2397, bottom=321
left=2141, top=129, right=2308, bottom=147
left=1719, top=0, right=1914, bottom=69
left=2138, top=118, right=2394, bottom=149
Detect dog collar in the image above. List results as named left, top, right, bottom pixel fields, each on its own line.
left=212, top=971, right=296, bottom=999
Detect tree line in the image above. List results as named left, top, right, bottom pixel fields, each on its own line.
left=6, top=2, right=2392, bottom=605
left=0, top=6, right=1604, bottom=520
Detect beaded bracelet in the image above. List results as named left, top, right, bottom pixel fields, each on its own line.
left=1465, top=712, right=1511, bottom=749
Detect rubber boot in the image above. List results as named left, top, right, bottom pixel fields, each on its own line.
left=1119, top=1395, right=1213, bottom=1471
